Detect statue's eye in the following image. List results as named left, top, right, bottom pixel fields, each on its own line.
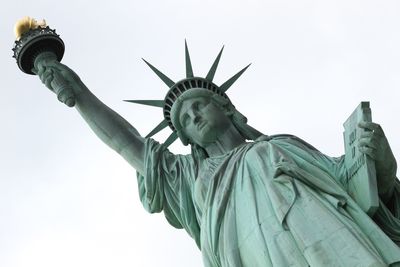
left=181, top=114, right=190, bottom=127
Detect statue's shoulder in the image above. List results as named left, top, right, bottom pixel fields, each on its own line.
left=255, top=134, right=320, bottom=152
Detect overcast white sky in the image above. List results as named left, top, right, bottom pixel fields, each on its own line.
left=1, top=0, right=400, bottom=266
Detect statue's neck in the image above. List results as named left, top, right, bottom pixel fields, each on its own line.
left=204, top=124, right=246, bottom=157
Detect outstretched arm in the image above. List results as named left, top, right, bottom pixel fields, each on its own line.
left=33, top=55, right=146, bottom=174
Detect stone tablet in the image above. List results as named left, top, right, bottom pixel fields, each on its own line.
left=343, top=102, right=379, bottom=216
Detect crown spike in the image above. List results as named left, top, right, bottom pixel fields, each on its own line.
left=123, top=99, right=164, bottom=108
left=185, top=40, right=194, bottom=78
left=205, top=46, right=224, bottom=82
left=219, top=63, right=251, bottom=93
left=163, top=132, right=178, bottom=147
left=146, top=119, right=169, bottom=138
left=142, top=58, right=175, bottom=88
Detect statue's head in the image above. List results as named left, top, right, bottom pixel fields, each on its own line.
left=126, top=42, right=261, bottom=149
left=170, top=88, right=235, bottom=146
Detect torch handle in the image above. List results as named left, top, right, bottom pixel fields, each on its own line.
left=34, top=52, right=75, bottom=107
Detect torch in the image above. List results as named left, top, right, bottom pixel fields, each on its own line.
left=12, top=17, right=75, bottom=107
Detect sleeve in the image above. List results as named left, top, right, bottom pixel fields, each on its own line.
left=373, top=179, right=400, bottom=247
left=136, top=138, right=201, bottom=247
left=267, top=135, right=400, bottom=246
left=266, top=135, right=348, bottom=188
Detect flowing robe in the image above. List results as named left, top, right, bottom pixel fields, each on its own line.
left=137, top=135, right=400, bottom=267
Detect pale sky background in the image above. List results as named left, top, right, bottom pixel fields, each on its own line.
left=1, top=0, right=400, bottom=266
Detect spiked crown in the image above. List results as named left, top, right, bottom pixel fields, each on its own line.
left=125, top=41, right=250, bottom=147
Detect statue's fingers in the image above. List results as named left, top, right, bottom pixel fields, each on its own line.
left=38, top=68, right=52, bottom=84
left=36, top=64, right=46, bottom=77
left=358, top=121, right=379, bottom=129
left=45, top=78, right=53, bottom=89
left=358, top=121, right=384, bottom=135
left=359, top=132, right=383, bottom=149
left=358, top=137, right=378, bottom=149
left=61, top=90, right=75, bottom=107
left=50, top=62, right=67, bottom=71
left=40, top=69, right=53, bottom=84
left=57, top=89, right=68, bottom=103
left=56, top=86, right=75, bottom=107
left=38, top=64, right=58, bottom=79
left=44, top=74, right=54, bottom=89
left=360, top=131, right=373, bottom=139
left=358, top=146, right=377, bottom=160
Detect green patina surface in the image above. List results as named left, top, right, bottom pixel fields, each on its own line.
left=28, top=42, right=400, bottom=266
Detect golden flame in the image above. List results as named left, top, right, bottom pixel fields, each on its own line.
left=14, top=16, right=47, bottom=40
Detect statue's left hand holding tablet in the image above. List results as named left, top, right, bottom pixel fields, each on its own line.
left=358, top=121, right=397, bottom=200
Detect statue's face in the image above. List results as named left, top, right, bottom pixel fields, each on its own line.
left=178, top=96, right=232, bottom=147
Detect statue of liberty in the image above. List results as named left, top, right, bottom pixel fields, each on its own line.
left=13, top=19, right=400, bottom=266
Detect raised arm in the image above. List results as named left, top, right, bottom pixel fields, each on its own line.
left=33, top=54, right=146, bottom=174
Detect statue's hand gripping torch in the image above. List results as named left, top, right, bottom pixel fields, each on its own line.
left=12, top=17, right=75, bottom=107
